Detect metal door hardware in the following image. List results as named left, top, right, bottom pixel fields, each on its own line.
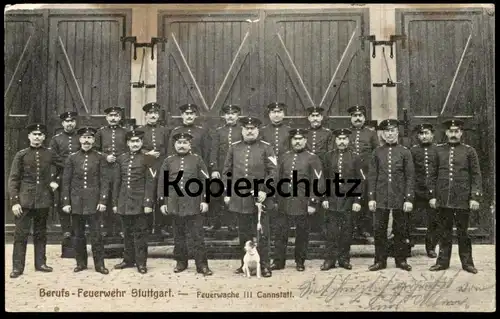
left=120, top=36, right=168, bottom=60
left=360, top=34, right=407, bottom=58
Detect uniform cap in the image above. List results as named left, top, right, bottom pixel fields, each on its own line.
left=239, top=116, right=262, bottom=128
left=442, top=119, right=464, bottom=129
left=266, top=102, right=287, bottom=112
left=77, top=127, right=97, bottom=136
left=288, top=128, right=308, bottom=138
left=125, top=129, right=145, bottom=140
left=59, top=111, right=78, bottom=120
left=142, top=102, right=161, bottom=113
left=172, top=132, right=194, bottom=141
left=333, top=128, right=353, bottom=137
left=26, top=123, right=47, bottom=134
left=413, top=123, right=434, bottom=133
left=347, top=105, right=366, bottom=115
left=306, top=107, right=325, bottom=115
left=104, top=106, right=124, bottom=114
left=179, top=103, right=199, bottom=113
left=378, top=119, right=400, bottom=130
left=221, top=104, right=241, bottom=114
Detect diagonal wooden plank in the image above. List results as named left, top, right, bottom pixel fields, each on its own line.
left=319, top=27, right=360, bottom=111
left=57, top=36, right=90, bottom=114
left=276, top=32, right=315, bottom=109
left=4, top=33, right=36, bottom=113
left=170, top=33, right=209, bottom=112
left=210, top=31, right=250, bottom=110
left=440, top=33, right=473, bottom=115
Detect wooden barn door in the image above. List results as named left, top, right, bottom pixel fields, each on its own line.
left=45, top=9, right=132, bottom=228
left=157, top=10, right=261, bottom=132
left=4, top=11, right=48, bottom=231
left=263, top=9, right=371, bottom=129
left=396, top=8, right=495, bottom=242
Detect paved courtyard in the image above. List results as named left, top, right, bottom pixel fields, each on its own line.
left=5, top=244, right=496, bottom=312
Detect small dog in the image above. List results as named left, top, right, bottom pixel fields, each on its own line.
left=242, top=239, right=261, bottom=278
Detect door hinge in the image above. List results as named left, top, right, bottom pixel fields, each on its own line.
left=360, top=34, right=407, bottom=58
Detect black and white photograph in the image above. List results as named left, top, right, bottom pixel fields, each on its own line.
left=4, top=3, right=495, bottom=312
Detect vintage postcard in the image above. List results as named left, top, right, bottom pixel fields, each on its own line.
left=4, top=3, right=495, bottom=312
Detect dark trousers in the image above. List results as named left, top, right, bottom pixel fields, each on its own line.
left=436, top=208, right=474, bottom=267
left=173, top=214, right=208, bottom=267
left=59, top=211, right=72, bottom=234
left=120, top=214, right=149, bottom=267
left=207, top=197, right=237, bottom=229
left=72, top=214, right=105, bottom=268
left=325, top=211, right=353, bottom=263
left=237, top=212, right=270, bottom=268
left=12, top=208, right=49, bottom=271
left=373, top=209, right=411, bottom=264
left=102, top=191, right=123, bottom=235
left=415, top=197, right=439, bottom=252
left=354, top=194, right=373, bottom=237
left=274, top=214, right=311, bottom=265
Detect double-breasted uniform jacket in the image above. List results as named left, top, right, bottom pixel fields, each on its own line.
left=49, top=130, right=81, bottom=167
left=350, top=126, right=379, bottom=172
left=222, top=139, right=277, bottom=214
left=61, top=148, right=109, bottom=215
left=168, top=124, right=211, bottom=164
left=321, top=149, right=363, bottom=212
left=138, top=123, right=170, bottom=170
left=112, top=150, right=156, bottom=215
left=431, top=142, right=482, bottom=210
left=94, top=125, right=129, bottom=157
left=157, top=152, right=209, bottom=216
left=367, top=143, right=415, bottom=209
left=306, top=125, right=335, bottom=160
left=209, top=123, right=241, bottom=173
left=260, top=122, right=291, bottom=163
left=278, top=149, right=324, bottom=215
left=410, top=143, right=439, bottom=200
left=8, top=146, right=60, bottom=209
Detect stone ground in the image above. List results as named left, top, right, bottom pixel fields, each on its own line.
left=5, top=244, right=496, bottom=312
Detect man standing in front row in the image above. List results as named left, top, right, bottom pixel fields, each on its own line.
left=112, top=130, right=155, bottom=274
left=429, top=119, right=482, bottom=274
left=321, top=128, right=363, bottom=271
left=49, top=111, right=81, bottom=258
left=8, top=123, right=60, bottom=278
left=410, top=123, right=439, bottom=258
left=271, top=128, right=324, bottom=272
left=61, top=127, right=109, bottom=275
left=223, top=117, right=276, bottom=278
left=158, top=132, right=213, bottom=276
left=367, top=119, right=414, bottom=271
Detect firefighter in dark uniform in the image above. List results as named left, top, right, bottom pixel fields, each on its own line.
left=8, top=123, right=60, bottom=278
left=429, top=119, right=481, bottom=274
left=137, top=102, right=170, bottom=234
left=167, top=103, right=211, bottom=233
left=112, top=130, right=155, bottom=274
left=306, top=106, right=335, bottom=234
left=49, top=111, right=81, bottom=258
left=61, top=127, right=109, bottom=274
left=367, top=119, right=414, bottom=271
left=158, top=132, right=213, bottom=276
left=271, top=128, right=324, bottom=272
left=410, top=123, right=439, bottom=258
left=260, top=102, right=291, bottom=237
left=94, top=106, right=129, bottom=237
left=223, top=116, right=276, bottom=278
left=347, top=106, right=379, bottom=244
left=320, top=128, right=363, bottom=271
left=208, top=104, right=241, bottom=231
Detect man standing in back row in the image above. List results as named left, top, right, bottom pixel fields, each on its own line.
left=429, top=119, right=482, bottom=274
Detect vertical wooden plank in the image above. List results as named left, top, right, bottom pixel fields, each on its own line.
left=74, top=21, right=84, bottom=112
left=213, top=22, right=223, bottom=108
left=182, top=21, right=192, bottom=105
left=92, top=21, right=102, bottom=115
left=329, top=21, right=338, bottom=114
left=278, top=22, right=287, bottom=107
left=338, top=21, right=348, bottom=116
left=100, top=21, right=110, bottom=111
left=63, top=22, right=71, bottom=114
left=303, top=21, right=313, bottom=105
left=56, top=23, right=66, bottom=117
left=427, top=21, right=437, bottom=116
left=109, top=21, right=119, bottom=108
left=224, top=22, right=233, bottom=104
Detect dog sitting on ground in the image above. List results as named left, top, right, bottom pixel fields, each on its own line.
left=242, top=239, right=261, bottom=278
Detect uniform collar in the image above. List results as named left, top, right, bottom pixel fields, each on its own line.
left=309, top=125, right=322, bottom=131
left=447, top=141, right=461, bottom=146
left=108, top=124, right=119, bottom=129
left=225, top=123, right=238, bottom=128
left=129, top=150, right=140, bottom=155
left=176, top=151, right=191, bottom=157
left=271, top=122, right=283, bottom=127
left=350, top=125, right=364, bottom=131
left=419, top=142, right=432, bottom=147
left=80, top=147, right=94, bottom=154
left=63, top=130, right=76, bottom=135
left=385, top=142, right=398, bottom=147
left=243, top=139, right=258, bottom=145
left=336, top=148, right=348, bottom=154
left=292, top=147, right=306, bottom=153
left=29, top=145, right=44, bottom=149
left=146, top=122, right=158, bottom=127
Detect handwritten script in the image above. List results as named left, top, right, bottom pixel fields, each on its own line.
left=297, top=270, right=492, bottom=310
